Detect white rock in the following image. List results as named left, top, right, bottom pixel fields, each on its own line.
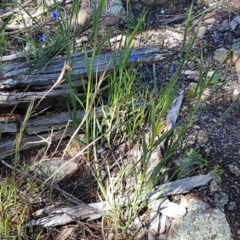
left=197, top=26, right=207, bottom=39
left=167, top=196, right=233, bottom=240
left=228, top=164, right=240, bottom=177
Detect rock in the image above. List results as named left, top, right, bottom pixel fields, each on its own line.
left=167, top=196, right=233, bottom=240
left=77, top=0, right=92, bottom=26
left=197, top=26, right=207, bottom=39
left=214, top=192, right=229, bottom=212
left=33, top=157, right=78, bottom=182
left=218, top=19, right=229, bottom=32
left=231, top=42, right=240, bottom=63
left=204, top=18, right=216, bottom=25
left=233, top=44, right=240, bottom=73
left=77, top=0, right=126, bottom=27
left=235, top=59, right=240, bottom=73
left=228, top=201, right=236, bottom=211
left=134, top=2, right=143, bottom=11
left=233, top=89, right=240, bottom=101
left=107, top=233, right=115, bottom=240
left=210, top=179, right=222, bottom=192
left=213, top=48, right=229, bottom=63
left=228, top=164, right=240, bottom=177
left=229, top=15, right=240, bottom=31
left=65, top=138, right=82, bottom=158
left=102, top=0, right=126, bottom=26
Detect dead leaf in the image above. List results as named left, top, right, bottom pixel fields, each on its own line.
left=55, top=226, right=75, bottom=240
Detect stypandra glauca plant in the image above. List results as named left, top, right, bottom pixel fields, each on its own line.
left=83, top=5, right=226, bottom=238
left=67, top=0, right=147, bottom=161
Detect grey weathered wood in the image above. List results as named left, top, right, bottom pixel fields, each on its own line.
left=1, top=47, right=174, bottom=89
left=0, top=88, right=85, bottom=106
left=0, top=108, right=105, bottom=159
left=0, top=108, right=104, bottom=135
left=0, top=128, right=75, bottom=160
left=146, top=173, right=212, bottom=201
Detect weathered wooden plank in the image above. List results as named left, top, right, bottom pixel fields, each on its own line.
left=0, top=89, right=85, bottom=106
left=0, top=108, right=104, bottom=134
left=0, top=128, right=75, bottom=160
left=146, top=174, right=212, bottom=201
left=0, top=108, right=105, bottom=159
left=1, top=47, right=174, bottom=89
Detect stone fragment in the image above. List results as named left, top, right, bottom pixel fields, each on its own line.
left=213, top=47, right=229, bottom=63
left=77, top=0, right=126, bottom=27
left=204, top=18, right=216, bottom=24
left=210, top=179, right=221, bottom=192
left=218, top=19, right=229, bottom=32
left=233, top=88, right=240, bottom=101
left=77, top=0, right=91, bottom=26
left=228, top=164, right=240, bottom=177
left=229, top=15, right=240, bottom=31
left=34, top=158, right=78, bottom=182
left=231, top=42, right=240, bottom=63
left=235, top=59, right=240, bottom=73
left=214, top=192, right=229, bottom=212
left=197, top=26, right=206, bottom=39
left=134, top=2, right=143, bottom=11
left=228, top=201, right=236, bottom=211
left=65, top=138, right=82, bottom=157
left=167, top=196, right=233, bottom=240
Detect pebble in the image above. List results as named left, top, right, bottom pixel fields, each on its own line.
left=214, top=192, right=229, bottom=212
left=197, top=26, right=207, bottom=39
left=229, top=15, right=240, bottom=31
left=228, top=201, right=236, bottom=211
left=213, top=47, right=228, bottom=63
left=228, top=164, right=240, bottom=177
left=210, top=179, right=221, bottom=192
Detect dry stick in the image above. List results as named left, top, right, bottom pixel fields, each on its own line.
left=0, top=159, right=96, bottom=209
left=53, top=120, right=72, bottom=156
left=34, top=61, right=69, bottom=109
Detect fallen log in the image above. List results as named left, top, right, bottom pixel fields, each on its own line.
left=1, top=47, right=174, bottom=89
